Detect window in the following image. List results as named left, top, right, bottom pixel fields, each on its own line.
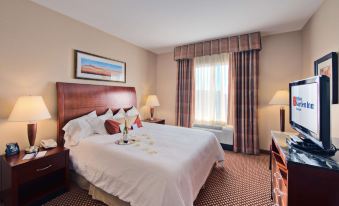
left=194, top=53, right=229, bottom=126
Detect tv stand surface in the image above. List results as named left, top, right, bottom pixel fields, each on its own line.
left=271, top=131, right=339, bottom=206
left=288, top=135, right=337, bottom=157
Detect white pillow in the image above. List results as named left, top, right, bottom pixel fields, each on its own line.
left=113, top=108, right=126, bottom=121
left=126, top=106, right=139, bottom=117
left=88, top=118, right=106, bottom=135
left=88, top=109, right=113, bottom=135
left=63, top=111, right=97, bottom=146
left=125, top=106, right=140, bottom=128
left=98, top=109, right=113, bottom=120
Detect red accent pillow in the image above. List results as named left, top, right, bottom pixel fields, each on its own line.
left=105, top=119, right=121, bottom=135
left=134, top=116, right=143, bottom=128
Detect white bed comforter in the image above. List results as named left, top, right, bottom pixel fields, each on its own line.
left=68, top=122, right=224, bottom=206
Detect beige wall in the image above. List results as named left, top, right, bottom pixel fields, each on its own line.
left=259, top=31, right=302, bottom=150
left=156, top=53, right=177, bottom=125
left=155, top=32, right=303, bottom=150
left=0, top=0, right=156, bottom=152
left=301, top=0, right=339, bottom=139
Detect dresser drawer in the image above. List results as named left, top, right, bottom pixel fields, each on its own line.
left=16, top=152, right=66, bottom=184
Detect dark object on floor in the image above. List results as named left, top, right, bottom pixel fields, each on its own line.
left=44, top=151, right=272, bottom=206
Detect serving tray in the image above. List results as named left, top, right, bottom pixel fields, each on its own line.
left=115, top=139, right=136, bottom=145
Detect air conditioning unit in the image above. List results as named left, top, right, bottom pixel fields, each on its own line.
left=192, top=124, right=233, bottom=145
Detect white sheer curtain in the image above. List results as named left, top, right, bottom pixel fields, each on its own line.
left=194, top=53, right=229, bottom=126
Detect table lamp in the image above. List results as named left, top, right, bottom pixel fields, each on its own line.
left=269, top=90, right=289, bottom=132
left=8, top=96, right=51, bottom=153
left=146, top=95, right=160, bottom=120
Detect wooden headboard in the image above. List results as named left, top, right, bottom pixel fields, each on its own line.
left=56, top=82, right=137, bottom=146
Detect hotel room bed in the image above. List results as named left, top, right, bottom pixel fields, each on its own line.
left=56, top=82, right=224, bottom=206
left=68, top=122, right=224, bottom=206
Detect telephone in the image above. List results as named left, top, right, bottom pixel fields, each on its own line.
left=40, top=139, right=57, bottom=149
left=5, top=143, right=20, bottom=156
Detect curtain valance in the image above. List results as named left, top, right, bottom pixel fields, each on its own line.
left=174, top=32, right=261, bottom=60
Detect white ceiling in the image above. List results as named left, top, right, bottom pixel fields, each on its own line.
left=32, top=0, right=324, bottom=54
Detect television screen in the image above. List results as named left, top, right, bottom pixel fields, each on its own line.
left=291, top=83, right=319, bottom=138
left=289, top=76, right=331, bottom=150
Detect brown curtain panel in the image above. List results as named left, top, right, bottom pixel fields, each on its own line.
left=229, top=50, right=260, bottom=155
left=176, top=59, right=194, bottom=127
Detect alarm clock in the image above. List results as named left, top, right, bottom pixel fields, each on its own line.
left=5, top=143, right=20, bottom=157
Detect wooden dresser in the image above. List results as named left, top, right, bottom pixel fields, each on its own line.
left=271, top=131, right=339, bottom=206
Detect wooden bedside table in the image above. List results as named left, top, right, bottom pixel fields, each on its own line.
left=144, top=118, right=165, bottom=124
left=0, top=147, right=69, bottom=206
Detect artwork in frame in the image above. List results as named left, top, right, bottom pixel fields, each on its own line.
left=75, top=50, right=126, bottom=83
left=314, top=52, right=338, bottom=104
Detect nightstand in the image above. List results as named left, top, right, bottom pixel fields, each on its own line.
left=144, top=118, right=165, bottom=124
left=0, top=147, right=69, bottom=206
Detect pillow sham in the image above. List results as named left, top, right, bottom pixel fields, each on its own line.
left=99, top=109, right=114, bottom=120
left=105, top=119, right=121, bottom=135
left=126, top=106, right=139, bottom=117
left=134, top=116, right=143, bottom=128
left=112, top=108, right=126, bottom=124
left=126, top=106, right=143, bottom=128
left=88, top=109, right=114, bottom=135
left=63, top=111, right=97, bottom=146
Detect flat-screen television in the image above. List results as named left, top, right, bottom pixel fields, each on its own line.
left=289, top=75, right=331, bottom=150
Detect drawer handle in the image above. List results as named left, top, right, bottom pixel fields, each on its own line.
left=36, top=164, right=53, bottom=172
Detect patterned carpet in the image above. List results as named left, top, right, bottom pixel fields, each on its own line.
left=44, top=151, right=273, bottom=206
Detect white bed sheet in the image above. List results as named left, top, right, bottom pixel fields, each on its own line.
left=67, top=122, right=224, bottom=206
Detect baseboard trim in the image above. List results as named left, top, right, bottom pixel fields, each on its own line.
left=221, top=144, right=270, bottom=155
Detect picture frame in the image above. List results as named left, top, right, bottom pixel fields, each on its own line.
left=75, top=50, right=126, bottom=83
left=314, top=52, right=338, bottom=104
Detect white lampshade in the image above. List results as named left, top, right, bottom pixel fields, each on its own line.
left=8, top=96, right=51, bottom=122
left=146, top=95, right=160, bottom=107
left=269, top=90, right=289, bottom=105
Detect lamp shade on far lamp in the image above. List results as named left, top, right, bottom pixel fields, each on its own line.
left=8, top=96, right=51, bottom=153
left=269, top=90, right=289, bottom=132
left=269, top=90, right=289, bottom=105
left=146, top=95, right=160, bottom=120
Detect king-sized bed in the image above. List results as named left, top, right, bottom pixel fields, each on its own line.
left=56, top=82, right=224, bottom=206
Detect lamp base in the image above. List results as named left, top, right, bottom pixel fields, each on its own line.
left=150, top=107, right=155, bottom=120
left=25, top=146, right=39, bottom=154
left=27, top=123, right=37, bottom=146
left=280, top=107, right=285, bottom=132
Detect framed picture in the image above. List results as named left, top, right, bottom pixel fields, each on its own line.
left=75, top=50, right=126, bottom=83
left=314, top=52, right=338, bottom=104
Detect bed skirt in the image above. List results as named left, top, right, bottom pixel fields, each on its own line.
left=70, top=161, right=221, bottom=206
left=71, top=171, right=130, bottom=206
